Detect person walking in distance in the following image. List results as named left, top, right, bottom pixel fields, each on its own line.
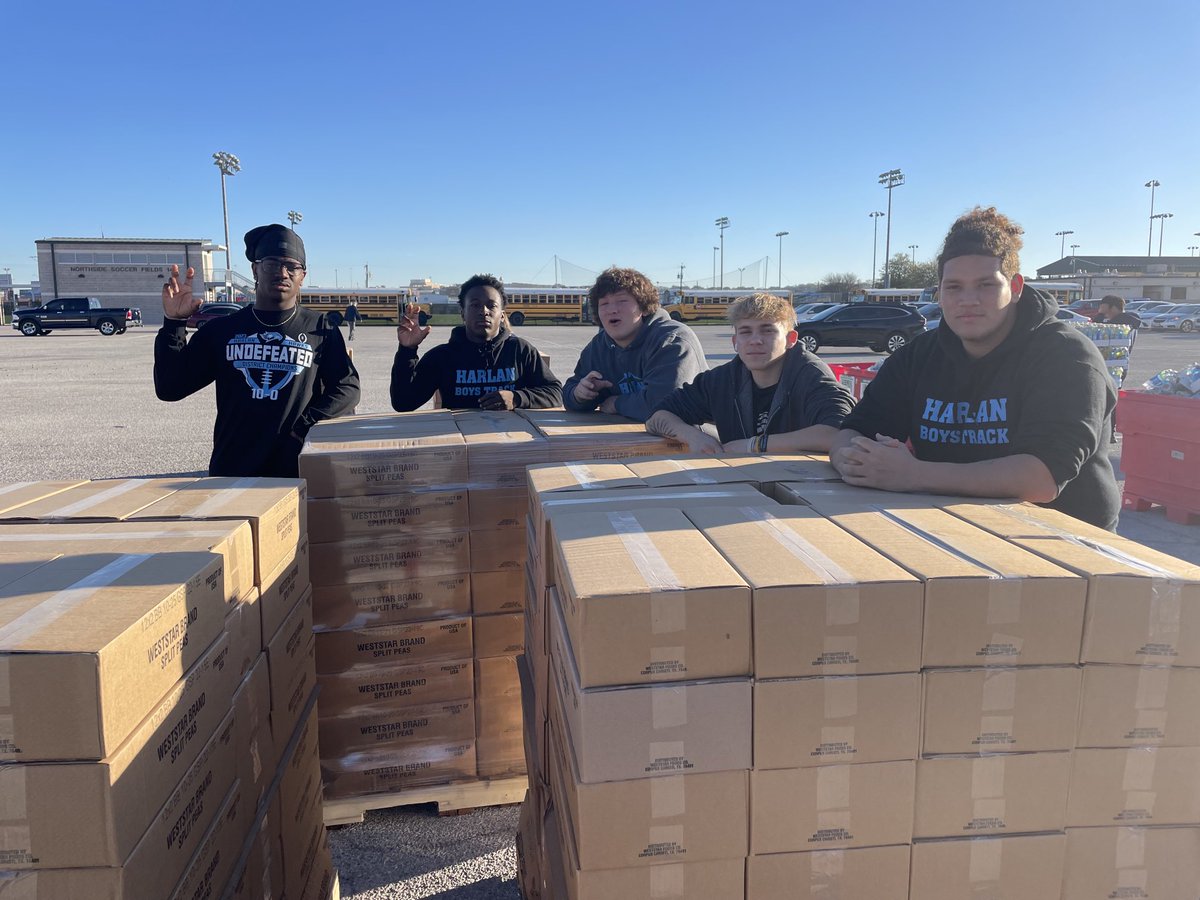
left=344, top=300, right=360, bottom=341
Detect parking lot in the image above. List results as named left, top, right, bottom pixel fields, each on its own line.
left=2, top=322, right=1199, bottom=898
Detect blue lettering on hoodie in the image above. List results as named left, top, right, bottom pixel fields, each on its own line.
left=918, top=396, right=1010, bottom=445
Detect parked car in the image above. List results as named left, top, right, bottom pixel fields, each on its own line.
left=1065, top=299, right=1105, bottom=320
left=917, top=302, right=943, bottom=329
left=1126, top=300, right=1172, bottom=314
left=794, top=302, right=842, bottom=321
left=1142, top=304, right=1179, bottom=327
left=1152, top=303, right=1200, bottom=332
left=795, top=304, right=926, bottom=354
left=187, top=302, right=245, bottom=329
left=1055, top=309, right=1092, bottom=323
left=13, top=297, right=142, bottom=336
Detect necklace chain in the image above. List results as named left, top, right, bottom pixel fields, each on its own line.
left=252, top=305, right=300, bottom=329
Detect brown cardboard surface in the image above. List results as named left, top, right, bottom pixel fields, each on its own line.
left=130, top=477, right=306, bottom=585
left=477, top=731, right=526, bottom=778
left=714, top=455, right=842, bottom=487
left=1062, top=826, right=1200, bottom=900
left=745, top=844, right=912, bottom=900
left=549, top=593, right=751, bottom=783
left=317, top=698, right=475, bottom=758
left=552, top=507, right=751, bottom=686
left=468, top=487, right=529, bottom=531
left=753, top=673, right=921, bottom=769
left=312, top=572, right=471, bottom=631
left=0, top=549, right=62, bottom=591
left=921, top=666, right=1083, bottom=755
left=454, top=409, right=550, bottom=485
left=233, top=651, right=272, bottom=803
left=0, top=519, right=256, bottom=605
left=0, top=480, right=86, bottom=516
left=477, top=694, right=522, bottom=741
left=307, top=488, right=468, bottom=543
left=624, top=456, right=754, bottom=487
left=0, top=551, right=229, bottom=760
left=910, top=833, right=1067, bottom=900
left=475, top=612, right=524, bottom=658
left=774, top=480, right=980, bottom=510
left=516, top=409, right=681, bottom=461
left=750, top=760, right=916, bottom=853
left=266, top=586, right=314, bottom=712
left=686, top=505, right=923, bottom=677
left=472, top=569, right=525, bottom=615
left=318, top=659, right=474, bottom=716
left=315, top=616, right=473, bottom=674
left=476, top=654, right=521, bottom=702
left=914, top=752, right=1072, bottom=838
left=321, top=739, right=477, bottom=797
left=278, top=698, right=323, bottom=890
left=225, top=590, right=262, bottom=677
left=271, top=639, right=315, bottom=754
left=946, top=500, right=1145, bottom=543
left=310, top=530, right=470, bottom=585
left=1076, top=664, right=1200, bottom=748
left=169, top=780, right=246, bottom=900
left=0, top=477, right=197, bottom=522
left=470, top=527, right=526, bottom=573
left=549, top=702, right=748, bottom=870
left=526, top=460, right=645, bottom=497
left=259, top=536, right=311, bottom=645
left=1068, top=747, right=1200, bottom=827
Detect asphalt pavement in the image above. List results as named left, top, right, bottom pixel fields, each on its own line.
left=1, top=321, right=1198, bottom=898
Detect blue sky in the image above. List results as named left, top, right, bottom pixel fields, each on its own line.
left=4, top=0, right=1198, bottom=290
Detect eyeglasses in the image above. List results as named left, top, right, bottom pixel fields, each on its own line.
left=257, top=258, right=306, bottom=274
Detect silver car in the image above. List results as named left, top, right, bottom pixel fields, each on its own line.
left=1154, top=303, right=1200, bottom=332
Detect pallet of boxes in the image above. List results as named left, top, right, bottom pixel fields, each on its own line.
left=0, top=476, right=337, bottom=899
left=516, top=463, right=1200, bottom=900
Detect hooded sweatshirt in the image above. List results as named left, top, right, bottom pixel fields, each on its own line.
left=390, top=323, right=562, bottom=411
left=562, top=309, right=708, bottom=421
left=154, top=305, right=360, bottom=478
left=841, top=286, right=1120, bottom=530
left=656, top=342, right=853, bottom=443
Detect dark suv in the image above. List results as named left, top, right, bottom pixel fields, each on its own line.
left=796, top=303, right=926, bottom=354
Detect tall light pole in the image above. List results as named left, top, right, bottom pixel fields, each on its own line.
left=878, top=169, right=904, bottom=287
left=212, top=151, right=241, bottom=303
left=738, top=266, right=745, bottom=288
left=712, top=246, right=719, bottom=288
left=869, top=211, right=885, bottom=287
left=908, top=244, right=919, bottom=263
left=1055, top=229, right=1074, bottom=259
left=288, top=210, right=303, bottom=231
left=1070, top=243, right=1080, bottom=266
left=1188, top=246, right=1199, bottom=257
left=1152, top=213, right=1173, bottom=256
left=775, top=231, right=788, bottom=288
left=1145, top=180, right=1160, bottom=256
left=715, top=217, right=730, bottom=288
left=678, top=264, right=685, bottom=290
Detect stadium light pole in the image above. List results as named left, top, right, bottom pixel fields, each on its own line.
left=1188, top=246, right=1198, bottom=257
left=738, top=266, right=745, bottom=288
left=1055, top=229, right=1074, bottom=259
left=212, top=151, right=241, bottom=304
left=711, top=247, right=718, bottom=288
left=1153, top=213, right=1173, bottom=256
left=878, top=169, right=904, bottom=287
left=287, top=210, right=303, bottom=231
left=869, top=211, right=885, bottom=287
left=715, top=217, right=730, bottom=288
left=1145, top=180, right=1160, bottom=256
left=678, top=264, right=685, bottom=290
left=908, top=244, right=919, bottom=263
left=1070, top=243, right=1080, bottom=267
left=775, top=231, right=788, bottom=288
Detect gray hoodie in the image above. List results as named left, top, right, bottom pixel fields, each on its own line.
left=562, top=309, right=708, bottom=421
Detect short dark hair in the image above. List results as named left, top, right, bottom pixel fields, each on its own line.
left=458, top=274, right=506, bottom=307
left=587, top=267, right=659, bottom=320
left=937, top=206, right=1024, bottom=280
left=1100, top=294, right=1125, bottom=312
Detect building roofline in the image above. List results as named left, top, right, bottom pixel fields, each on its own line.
left=36, top=237, right=212, bottom=244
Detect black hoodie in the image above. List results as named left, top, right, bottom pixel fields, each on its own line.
left=655, top=342, right=853, bottom=443
left=390, top=324, right=563, bottom=411
left=841, top=286, right=1120, bottom=530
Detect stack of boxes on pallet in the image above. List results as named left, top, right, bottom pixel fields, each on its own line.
left=518, top=461, right=1200, bottom=900
left=0, top=477, right=336, bottom=900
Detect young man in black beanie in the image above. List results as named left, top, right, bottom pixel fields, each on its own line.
left=154, top=223, right=360, bottom=477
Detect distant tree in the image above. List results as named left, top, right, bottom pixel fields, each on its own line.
left=817, top=272, right=863, bottom=301
left=881, top=254, right=938, bottom=289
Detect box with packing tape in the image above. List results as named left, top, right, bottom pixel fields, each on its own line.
left=317, top=697, right=475, bottom=760
left=0, top=479, right=86, bottom=516
left=313, top=572, right=471, bottom=632
left=745, top=844, right=912, bottom=900
left=474, top=612, right=524, bottom=659
left=472, top=569, right=524, bottom=616
left=1061, top=825, right=1200, bottom=900
left=909, top=833, right=1067, bottom=900
left=319, top=658, right=474, bottom=716
left=307, top=487, right=468, bottom=543
left=310, top=529, right=470, bottom=586
left=322, top=738, right=477, bottom=798
left=315, top=616, right=473, bottom=674
left=470, top=527, right=526, bottom=573
left=1067, top=747, right=1200, bottom=827
left=0, top=477, right=198, bottom=523
left=1076, top=664, right=1200, bottom=748
left=623, top=456, right=754, bottom=488
left=685, top=505, right=923, bottom=678
left=516, top=409, right=682, bottom=462
left=258, top=535, right=311, bottom=647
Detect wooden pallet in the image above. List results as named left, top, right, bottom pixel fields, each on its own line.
left=1123, top=476, right=1200, bottom=525
left=323, top=776, right=528, bottom=826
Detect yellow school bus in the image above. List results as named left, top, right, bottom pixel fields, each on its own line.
left=663, top=288, right=795, bottom=322
left=503, top=287, right=590, bottom=325
left=300, top=288, right=430, bottom=324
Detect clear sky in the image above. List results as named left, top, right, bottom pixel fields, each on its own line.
left=4, top=0, right=1198, bottom=290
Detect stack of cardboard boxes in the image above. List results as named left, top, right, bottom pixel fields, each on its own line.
left=0, top=477, right=335, bottom=899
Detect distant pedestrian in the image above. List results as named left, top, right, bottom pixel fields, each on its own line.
left=1095, top=295, right=1141, bottom=330
left=344, top=300, right=360, bottom=341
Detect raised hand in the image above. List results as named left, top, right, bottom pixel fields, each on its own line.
left=396, top=302, right=431, bottom=348
left=162, top=264, right=201, bottom=320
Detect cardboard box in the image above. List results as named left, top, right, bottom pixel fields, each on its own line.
left=319, top=659, right=474, bottom=715
left=0, top=519, right=256, bottom=605
left=527, top=460, right=645, bottom=497
left=310, top=530, right=470, bottom=585
left=225, top=590, right=262, bottom=677
left=686, top=505, right=923, bottom=677
left=467, top=487, right=529, bottom=531
left=0, top=477, right=196, bottom=522
left=0, top=549, right=62, bottom=591
left=0, top=551, right=229, bottom=760
left=478, top=730, right=526, bottom=778
left=746, top=844, right=912, bottom=900
left=922, top=666, right=1083, bottom=755
left=233, top=653, right=274, bottom=811
left=913, top=752, right=1072, bottom=838
left=1062, top=826, right=1200, bottom=900
left=517, top=409, right=681, bottom=462
left=772, top=479, right=974, bottom=510
left=472, top=569, right=525, bottom=615
left=0, top=480, right=86, bottom=515
left=169, top=780, right=247, bottom=900
left=266, top=586, right=314, bottom=712
left=550, top=594, right=751, bottom=782
left=552, top=507, right=751, bottom=686
left=711, top=455, right=840, bottom=488
left=258, top=535, right=311, bottom=644
left=518, top=653, right=547, bottom=786
left=476, top=654, right=521, bottom=702
left=470, top=526, right=526, bottom=573
left=750, top=760, right=916, bottom=853
left=815, top=506, right=1087, bottom=667
left=549, top=703, right=748, bottom=870
left=278, top=699, right=324, bottom=891
left=130, top=476, right=306, bottom=584
left=1067, top=747, right=1200, bottom=827
left=272, top=642, right=316, bottom=756
left=624, top=456, right=752, bottom=487
left=1076, top=664, right=1200, bottom=748
left=945, top=499, right=1138, bottom=543
left=307, top=487, right=469, bottom=542
left=312, top=572, right=471, bottom=631
left=910, top=833, right=1067, bottom=900
left=322, top=739, right=477, bottom=797
left=315, top=616, right=473, bottom=674
left=454, top=409, right=550, bottom=487
left=753, top=673, right=921, bottom=769
left=317, top=697, right=475, bottom=758
left=475, top=612, right=524, bottom=658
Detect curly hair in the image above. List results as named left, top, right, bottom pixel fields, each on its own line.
left=587, top=267, right=660, bottom=320
left=728, top=292, right=796, bottom=329
left=458, top=273, right=506, bottom=307
left=937, top=207, right=1024, bottom=280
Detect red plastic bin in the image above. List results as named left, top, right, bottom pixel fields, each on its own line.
left=1116, top=390, right=1200, bottom=523
left=828, top=362, right=878, bottom=400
